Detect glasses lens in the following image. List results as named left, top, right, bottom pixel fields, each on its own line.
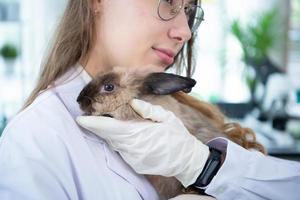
left=188, top=5, right=204, bottom=32
left=157, top=0, right=204, bottom=32
left=158, top=0, right=183, bottom=21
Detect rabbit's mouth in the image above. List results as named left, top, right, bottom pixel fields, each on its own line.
left=101, top=113, right=114, bottom=118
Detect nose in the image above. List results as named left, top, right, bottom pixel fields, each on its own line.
left=77, top=94, right=92, bottom=107
left=167, top=9, right=192, bottom=43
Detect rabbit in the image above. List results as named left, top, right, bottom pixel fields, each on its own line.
left=76, top=67, right=265, bottom=199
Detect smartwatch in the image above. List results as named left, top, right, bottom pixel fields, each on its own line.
left=192, top=147, right=222, bottom=189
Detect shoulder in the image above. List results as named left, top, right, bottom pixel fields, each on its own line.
left=6, top=90, right=65, bottom=128
left=0, top=90, right=72, bottom=149
left=0, top=91, right=80, bottom=198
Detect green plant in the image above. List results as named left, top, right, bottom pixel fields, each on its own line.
left=230, top=8, right=283, bottom=108
left=0, top=43, right=18, bottom=59
left=231, top=8, right=279, bottom=65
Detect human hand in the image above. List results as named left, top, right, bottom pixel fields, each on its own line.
left=76, top=99, right=210, bottom=187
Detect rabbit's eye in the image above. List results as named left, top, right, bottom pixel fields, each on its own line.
left=103, top=83, right=115, bottom=92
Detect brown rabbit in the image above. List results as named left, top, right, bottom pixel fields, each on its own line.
left=77, top=68, right=265, bottom=199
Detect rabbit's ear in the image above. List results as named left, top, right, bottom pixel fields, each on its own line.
left=141, top=73, right=196, bottom=95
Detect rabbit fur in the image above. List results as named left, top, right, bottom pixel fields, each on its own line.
left=77, top=67, right=262, bottom=199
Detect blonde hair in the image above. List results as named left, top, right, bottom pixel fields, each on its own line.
left=22, top=0, right=95, bottom=109
left=173, top=92, right=266, bottom=153
left=22, top=0, right=197, bottom=109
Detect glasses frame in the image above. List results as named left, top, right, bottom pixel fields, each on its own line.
left=157, top=0, right=204, bottom=33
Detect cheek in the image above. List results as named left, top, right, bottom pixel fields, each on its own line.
left=97, top=0, right=166, bottom=67
left=112, top=104, right=140, bottom=121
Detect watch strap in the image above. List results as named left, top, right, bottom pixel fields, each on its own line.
left=192, top=147, right=222, bottom=189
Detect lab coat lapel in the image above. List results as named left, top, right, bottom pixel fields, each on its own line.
left=53, top=67, right=85, bottom=118
left=53, top=67, right=159, bottom=200
left=103, top=143, right=159, bottom=200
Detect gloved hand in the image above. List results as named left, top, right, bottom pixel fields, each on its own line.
left=76, top=99, right=210, bottom=187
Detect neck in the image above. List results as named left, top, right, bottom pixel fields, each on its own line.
left=79, top=48, right=112, bottom=78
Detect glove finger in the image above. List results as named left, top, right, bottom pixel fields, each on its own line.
left=76, top=116, right=134, bottom=137
left=76, top=116, right=153, bottom=138
left=130, top=99, right=174, bottom=122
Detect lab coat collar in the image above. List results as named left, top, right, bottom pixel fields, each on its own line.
left=52, top=64, right=159, bottom=200
left=75, top=63, right=92, bottom=84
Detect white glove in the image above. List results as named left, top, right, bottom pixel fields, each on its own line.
left=76, top=99, right=209, bottom=187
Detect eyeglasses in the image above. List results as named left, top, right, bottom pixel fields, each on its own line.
left=157, top=0, right=204, bottom=33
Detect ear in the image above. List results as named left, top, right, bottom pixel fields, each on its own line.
left=141, top=73, right=196, bottom=95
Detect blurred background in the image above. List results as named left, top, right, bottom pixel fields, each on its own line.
left=0, top=0, right=299, bottom=160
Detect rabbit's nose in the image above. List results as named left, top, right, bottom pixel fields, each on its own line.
left=77, top=95, right=92, bottom=106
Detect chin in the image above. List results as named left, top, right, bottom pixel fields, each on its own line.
left=134, top=63, right=166, bottom=73
left=152, top=63, right=169, bottom=72
left=156, top=67, right=166, bottom=72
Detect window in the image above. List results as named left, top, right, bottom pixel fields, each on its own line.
left=192, top=0, right=292, bottom=103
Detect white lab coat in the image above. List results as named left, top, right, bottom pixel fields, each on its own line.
left=206, top=138, right=300, bottom=200
left=0, top=65, right=159, bottom=200
left=0, top=65, right=300, bottom=200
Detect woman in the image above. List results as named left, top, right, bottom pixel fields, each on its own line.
left=0, top=0, right=299, bottom=200
left=0, top=0, right=205, bottom=199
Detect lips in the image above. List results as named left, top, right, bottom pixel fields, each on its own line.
left=153, top=47, right=176, bottom=65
